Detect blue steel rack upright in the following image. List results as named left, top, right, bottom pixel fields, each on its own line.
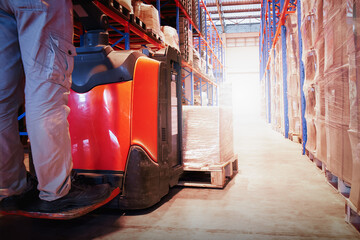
left=259, top=0, right=307, bottom=153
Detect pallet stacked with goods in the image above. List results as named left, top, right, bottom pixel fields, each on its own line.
left=260, top=0, right=360, bottom=231
left=73, top=0, right=166, bottom=50
left=179, top=17, right=192, bottom=63
left=300, top=0, right=326, bottom=170
left=200, top=8, right=206, bottom=36
left=260, top=0, right=297, bottom=139
left=285, top=12, right=301, bottom=143
left=142, top=0, right=235, bottom=187
left=192, top=0, right=199, bottom=29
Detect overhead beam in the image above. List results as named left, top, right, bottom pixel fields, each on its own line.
left=215, top=0, right=225, bottom=32
left=212, top=15, right=261, bottom=20
left=206, top=0, right=261, bottom=7
left=209, top=8, right=261, bottom=14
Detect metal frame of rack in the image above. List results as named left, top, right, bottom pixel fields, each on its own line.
left=73, top=0, right=165, bottom=50
left=169, top=0, right=224, bottom=106
left=259, top=0, right=307, bottom=154
left=77, top=0, right=225, bottom=106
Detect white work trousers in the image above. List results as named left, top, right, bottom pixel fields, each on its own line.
left=0, top=0, right=76, bottom=201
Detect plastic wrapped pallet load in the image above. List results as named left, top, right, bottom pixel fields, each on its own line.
left=347, top=0, right=360, bottom=212
left=299, top=0, right=327, bottom=161
left=200, top=57, right=206, bottom=74
left=324, top=66, right=352, bottom=183
left=219, top=82, right=234, bottom=163
left=323, top=0, right=354, bottom=184
left=270, top=48, right=277, bottom=128
left=182, top=106, right=234, bottom=168
left=301, top=2, right=322, bottom=156
left=314, top=39, right=327, bottom=162
left=188, top=28, right=193, bottom=65
left=193, top=48, right=201, bottom=71
left=133, top=1, right=164, bottom=41
left=161, top=26, right=179, bottom=51
left=260, top=75, right=267, bottom=119
left=271, top=41, right=284, bottom=134
left=278, top=41, right=285, bottom=135
left=285, top=13, right=301, bottom=139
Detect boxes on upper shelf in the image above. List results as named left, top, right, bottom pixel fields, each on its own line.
left=192, top=0, right=199, bottom=29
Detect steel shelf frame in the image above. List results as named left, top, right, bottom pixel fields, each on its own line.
left=142, top=0, right=224, bottom=105
left=171, top=0, right=224, bottom=106
left=296, top=0, right=306, bottom=154
left=259, top=0, right=307, bottom=153
left=76, top=0, right=224, bottom=106
left=93, top=0, right=164, bottom=50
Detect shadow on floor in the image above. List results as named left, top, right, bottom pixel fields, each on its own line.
left=119, top=186, right=184, bottom=216
left=0, top=186, right=184, bottom=240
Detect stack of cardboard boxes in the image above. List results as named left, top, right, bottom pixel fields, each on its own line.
left=300, top=0, right=360, bottom=212
left=269, top=2, right=359, bottom=211
left=179, top=17, right=193, bottom=64
left=270, top=42, right=285, bottom=134
left=285, top=13, right=302, bottom=140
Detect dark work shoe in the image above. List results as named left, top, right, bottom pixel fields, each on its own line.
left=0, top=173, right=39, bottom=211
left=36, top=173, right=112, bottom=213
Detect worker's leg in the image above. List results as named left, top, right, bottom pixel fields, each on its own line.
left=0, top=7, right=27, bottom=201
left=14, top=0, right=76, bottom=201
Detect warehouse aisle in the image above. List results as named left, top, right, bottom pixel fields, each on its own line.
left=1, top=81, right=360, bottom=239
left=1, top=116, right=360, bottom=240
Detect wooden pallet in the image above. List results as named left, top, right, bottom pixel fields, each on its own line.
left=345, top=200, right=360, bottom=235
left=178, top=155, right=238, bottom=188
left=288, top=132, right=301, bottom=143
left=99, top=0, right=130, bottom=20
left=146, top=29, right=162, bottom=42
left=305, top=148, right=325, bottom=172
left=324, top=169, right=351, bottom=199
left=313, top=158, right=324, bottom=172
left=305, top=148, right=314, bottom=160
left=305, top=148, right=350, bottom=198
left=129, top=14, right=147, bottom=31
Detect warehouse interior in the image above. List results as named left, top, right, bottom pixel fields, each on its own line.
left=1, top=0, right=360, bottom=239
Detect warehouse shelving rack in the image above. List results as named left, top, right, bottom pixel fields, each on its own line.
left=148, top=0, right=224, bottom=105
left=259, top=0, right=307, bottom=154
left=74, top=0, right=165, bottom=50
left=74, top=0, right=225, bottom=106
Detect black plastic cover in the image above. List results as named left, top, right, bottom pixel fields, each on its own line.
left=117, top=146, right=165, bottom=209
left=71, top=46, right=144, bottom=93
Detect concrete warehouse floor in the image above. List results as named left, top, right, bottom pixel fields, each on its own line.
left=1, top=117, right=360, bottom=240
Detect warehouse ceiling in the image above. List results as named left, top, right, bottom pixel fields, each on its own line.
left=206, top=0, right=261, bottom=33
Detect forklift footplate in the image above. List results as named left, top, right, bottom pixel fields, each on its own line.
left=0, top=187, right=120, bottom=220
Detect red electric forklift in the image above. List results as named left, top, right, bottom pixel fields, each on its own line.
left=1, top=0, right=183, bottom=219
left=69, top=0, right=183, bottom=211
